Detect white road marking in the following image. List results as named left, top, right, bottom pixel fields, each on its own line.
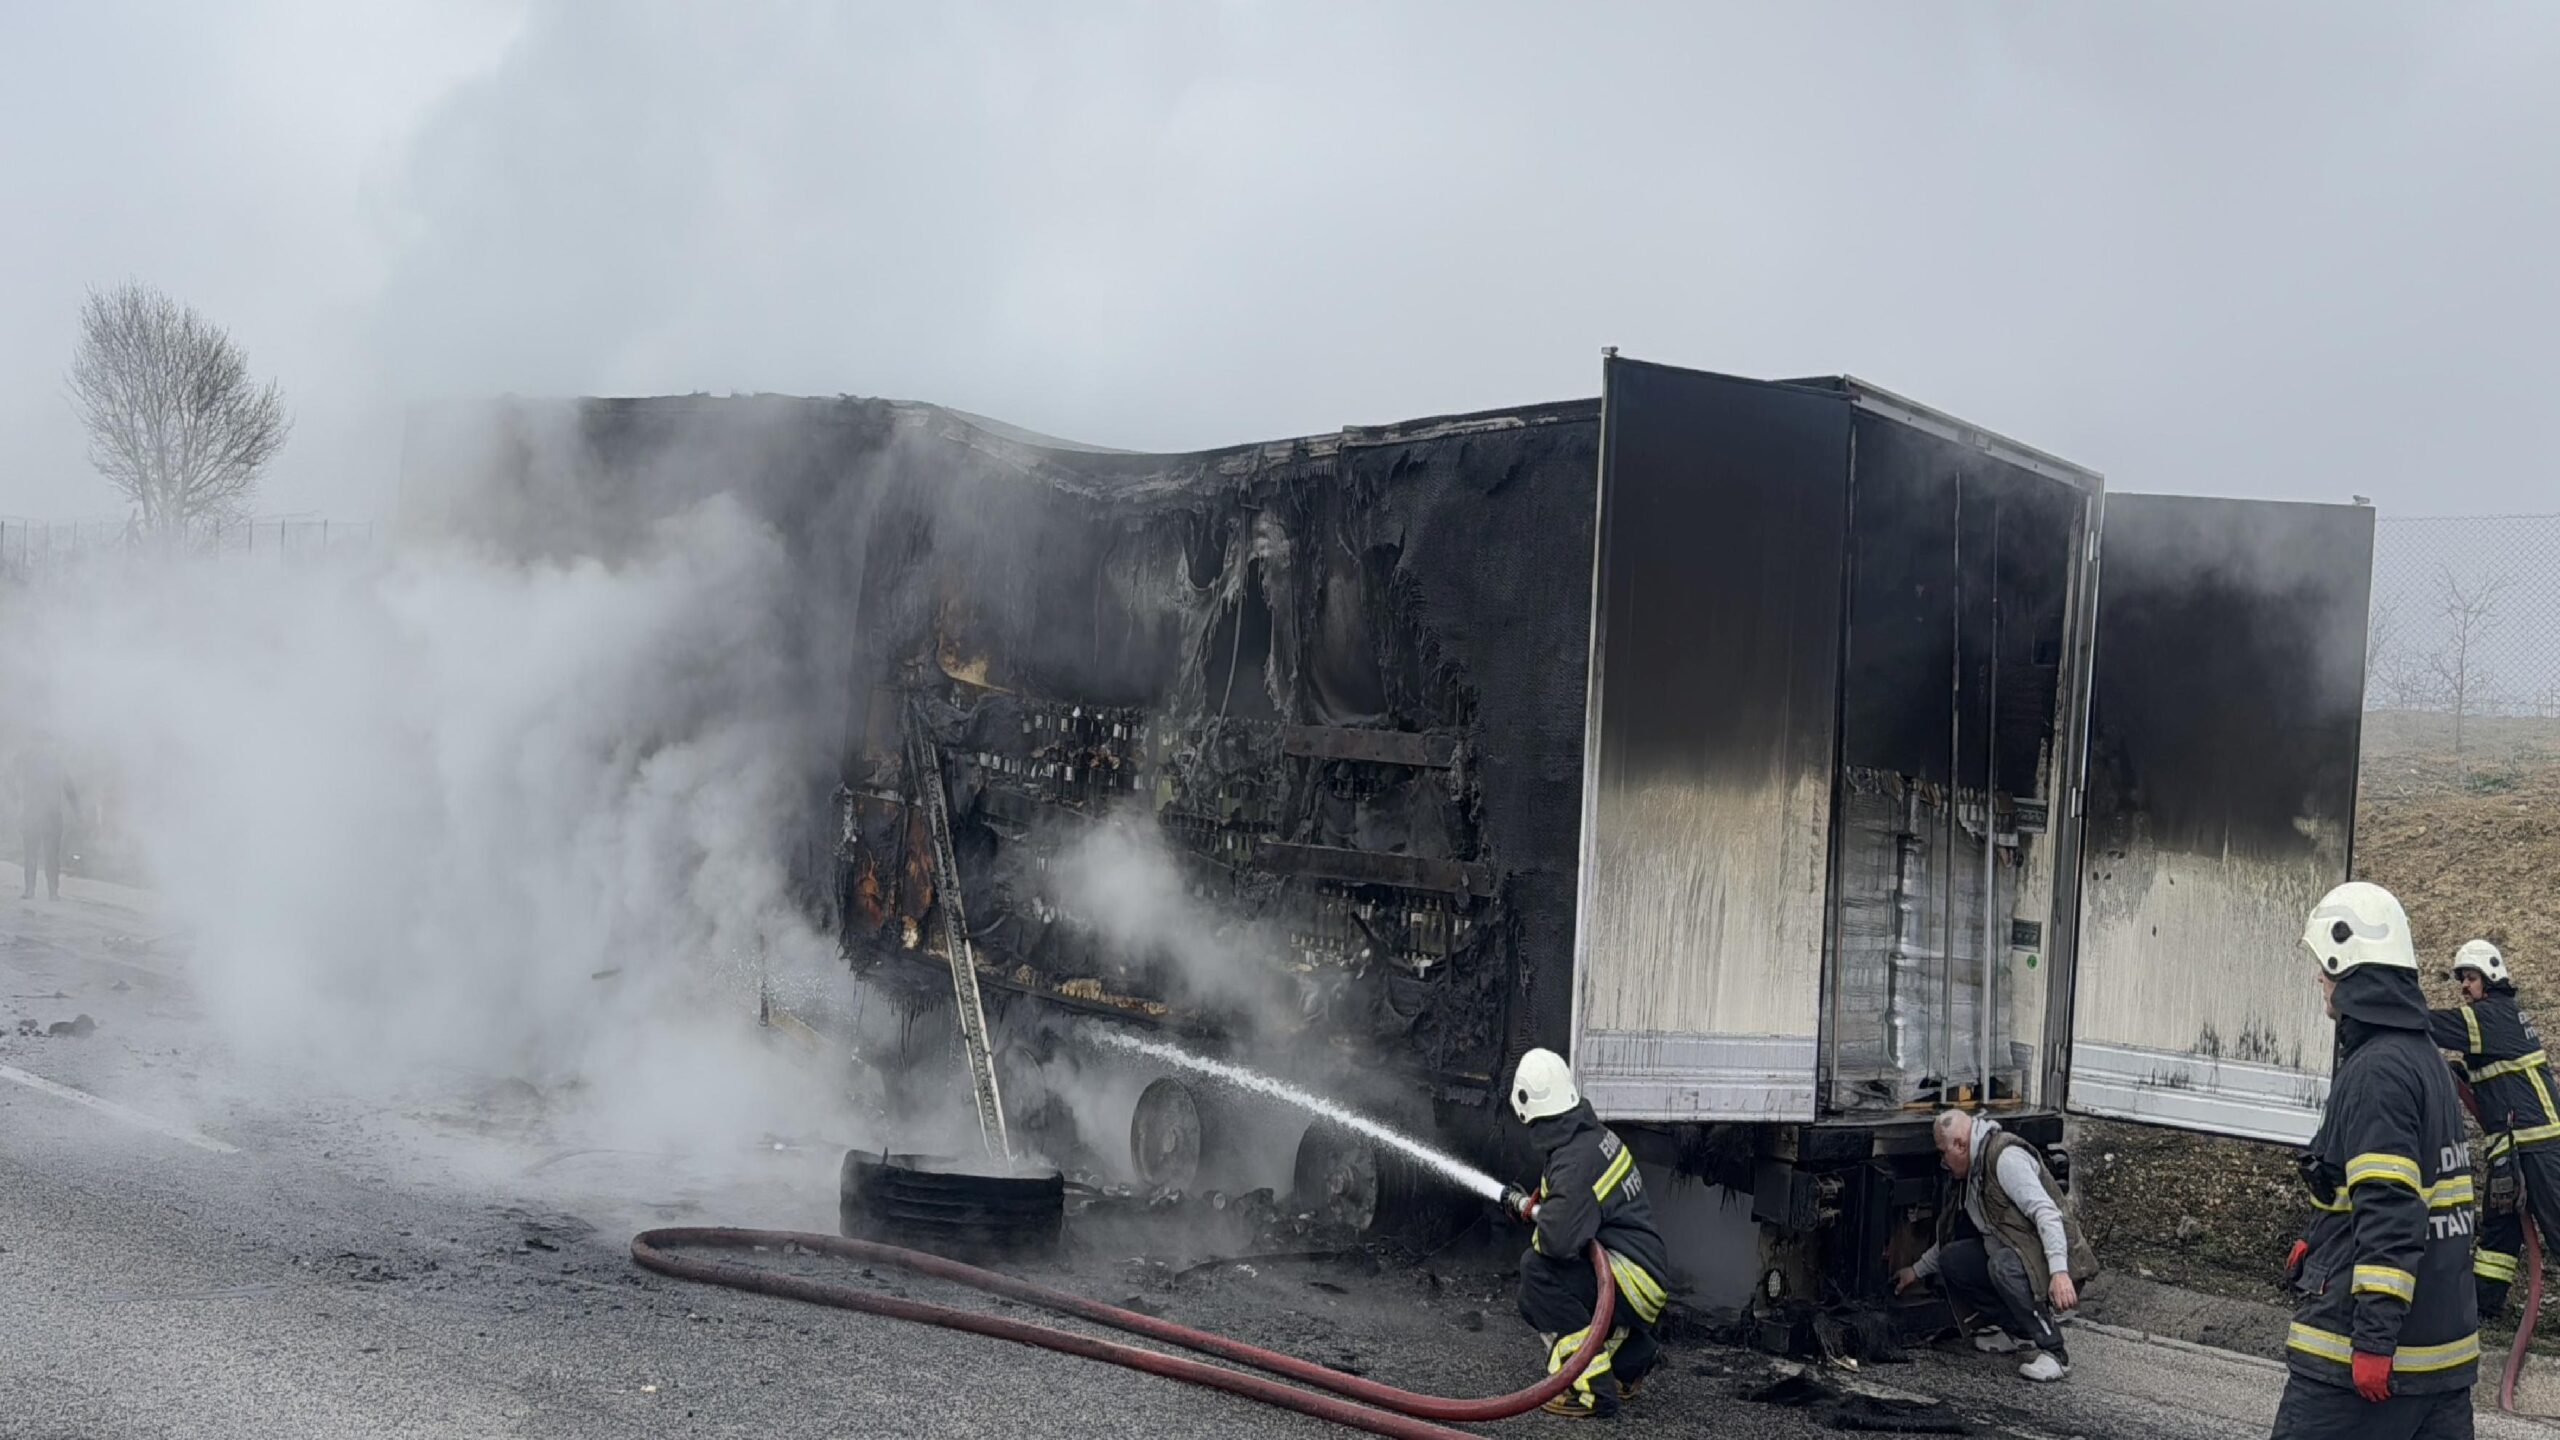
left=0, top=1063, right=239, bottom=1154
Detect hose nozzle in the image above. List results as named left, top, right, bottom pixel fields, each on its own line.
left=1501, top=1185, right=1540, bottom=1224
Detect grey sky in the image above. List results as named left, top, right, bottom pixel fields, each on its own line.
left=3, top=1, right=2553, bottom=523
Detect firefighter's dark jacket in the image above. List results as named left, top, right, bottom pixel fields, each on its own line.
left=2287, top=965, right=2481, bottom=1394
left=1526, top=1102, right=1671, bottom=1290
left=2429, top=984, right=2560, bottom=1149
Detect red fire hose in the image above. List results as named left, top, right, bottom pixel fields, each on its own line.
left=631, top=1227, right=1619, bottom=1439
left=2505, top=1203, right=2544, bottom=1413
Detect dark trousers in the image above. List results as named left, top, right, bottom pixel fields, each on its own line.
left=1937, top=1235, right=2065, bottom=1355
left=19, top=815, right=62, bottom=898
left=2475, top=1143, right=2560, bottom=1316
left=2270, top=1375, right=2471, bottom=1440
left=1518, top=1248, right=1662, bottom=1389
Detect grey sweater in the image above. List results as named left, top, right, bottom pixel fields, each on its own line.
left=1911, top=1119, right=2070, bottom=1280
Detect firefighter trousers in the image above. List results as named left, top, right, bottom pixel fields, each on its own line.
left=1518, top=1247, right=1663, bottom=1409
left=2270, top=1374, right=2471, bottom=1440
left=2475, top=1142, right=2560, bottom=1317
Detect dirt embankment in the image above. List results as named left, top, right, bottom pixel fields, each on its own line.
left=2081, top=713, right=2560, bottom=1301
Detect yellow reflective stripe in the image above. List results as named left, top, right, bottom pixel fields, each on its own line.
left=1605, top=1252, right=1668, bottom=1324
left=2394, top=1334, right=2482, bottom=1373
left=1592, top=1146, right=1634, bottom=1203
left=2315, top=1173, right=2469, bottom=1209
left=2353, top=1265, right=2417, bottom=1302
left=2477, top=1250, right=2522, bottom=1283
left=2468, top=1049, right=2550, bottom=1083
left=2465, top=1006, right=2484, bottom=1054
left=2529, top=1068, right=2560, bottom=1130
left=1606, top=1252, right=1664, bottom=1309
left=2288, top=1324, right=2482, bottom=1373
left=2489, top=1133, right=2516, bottom=1159
left=1546, top=1327, right=1612, bottom=1395
left=2346, top=1153, right=2423, bottom=1192
left=2510, top=1120, right=2560, bottom=1147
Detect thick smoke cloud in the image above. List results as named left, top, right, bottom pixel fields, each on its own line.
left=3, top=492, right=866, bottom=1154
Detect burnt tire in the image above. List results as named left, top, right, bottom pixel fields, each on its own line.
left=1289, top=1123, right=1464, bottom=1246
left=838, top=1151, right=1065, bottom=1257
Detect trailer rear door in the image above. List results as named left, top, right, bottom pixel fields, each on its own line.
left=2062, top=495, right=2374, bottom=1144
left=1570, top=356, right=1853, bottom=1122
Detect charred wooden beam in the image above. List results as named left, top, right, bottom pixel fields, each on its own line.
left=1277, top=725, right=1458, bottom=768
left=1252, top=840, right=1493, bottom=897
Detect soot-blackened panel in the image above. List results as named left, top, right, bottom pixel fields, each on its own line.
left=2069, top=494, right=2372, bottom=1144
left=1575, top=359, right=1853, bottom=1121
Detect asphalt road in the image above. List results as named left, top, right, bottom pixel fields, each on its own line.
left=6, top=864, right=2555, bottom=1440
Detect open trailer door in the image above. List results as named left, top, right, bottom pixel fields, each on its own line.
left=1570, top=355, right=1852, bottom=1122
left=2063, top=494, right=2375, bottom=1144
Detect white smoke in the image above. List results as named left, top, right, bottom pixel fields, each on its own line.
left=1041, top=812, right=1293, bottom=1024
left=4, top=491, right=866, bottom=1155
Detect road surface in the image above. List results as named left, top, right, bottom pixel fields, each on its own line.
left=5, top=864, right=2553, bottom=1440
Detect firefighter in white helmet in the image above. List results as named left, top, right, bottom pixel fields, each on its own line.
left=1500, top=1047, right=1672, bottom=1419
left=2427, top=938, right=2560, bottom=1319
left=2272, top=882, right=2479, bottom=1440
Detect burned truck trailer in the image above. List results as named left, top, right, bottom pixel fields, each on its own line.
left=399, top=355, right=2374, bottom=1310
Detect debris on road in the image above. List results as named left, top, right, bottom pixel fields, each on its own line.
left=1744, top=1368, right=1973, bottom=1435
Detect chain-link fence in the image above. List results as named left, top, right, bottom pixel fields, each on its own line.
left=0, top=516, right=375, bottom=584
left=2368, top=513, right=2560, bottom=721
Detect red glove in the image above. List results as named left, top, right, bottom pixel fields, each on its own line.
left=2283, top=1240, right=2309, bottom=1281
left=2352, top=1351, right=2393, bottom=1403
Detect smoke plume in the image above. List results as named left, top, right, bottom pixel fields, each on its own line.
left=3, top=485, right=868, bottom=1156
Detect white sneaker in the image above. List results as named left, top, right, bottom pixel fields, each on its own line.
left=1972, top=1331, right=2024, bottom=1354
left=2019, top=1352, right=2069, bottom=1383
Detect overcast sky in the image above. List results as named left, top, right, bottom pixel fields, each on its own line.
left=3, top=1, right=2553, bottom=523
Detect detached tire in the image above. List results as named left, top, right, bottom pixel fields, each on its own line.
left=839, top=1151, right=1065, bottom=1258
left=1289, top=1124, right=1461, bottom=1245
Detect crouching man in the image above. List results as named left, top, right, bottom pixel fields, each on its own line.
left=1895, top=1109, right=2097, bottom=1383
left=1504, top=1048, right=1673, bottom=1420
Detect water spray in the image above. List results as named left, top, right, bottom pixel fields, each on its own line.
left=1093, top=1029, right=1507, bottom=1203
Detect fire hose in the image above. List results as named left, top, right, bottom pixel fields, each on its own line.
left=2507, top=1199, right=2545, bottom=1413
left=2455, top=1076, right=2542, bottom=1413
left=631, top=1227, right=1618, bottom=1440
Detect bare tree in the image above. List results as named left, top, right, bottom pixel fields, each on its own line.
left=2364, top=596, right=2399, bottom=710
left=67, top=282, right=291, bottom=543
left=2422, top=564, right=2509, bottom=759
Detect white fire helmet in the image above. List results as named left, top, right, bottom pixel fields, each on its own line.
left=2454, top=939, right=2511, bottom=987
left=2301, top=881, right=2419, bottom=977
left=1510, top=1047, right=1580, bottom=1124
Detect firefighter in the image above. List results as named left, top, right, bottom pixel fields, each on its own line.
left=1892, top=1109, right=2096, bottom=1383
left=1502, top=1048, right=1673, bottom=1419
left=2428, top=939, right=2560, bottom=1318
left=2274, top=881, right=2479, bottom=1440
